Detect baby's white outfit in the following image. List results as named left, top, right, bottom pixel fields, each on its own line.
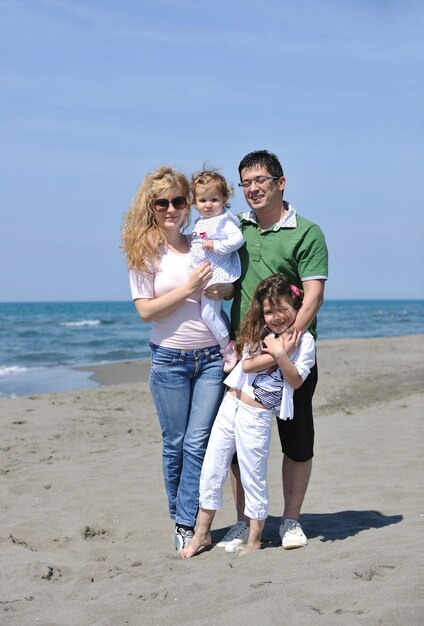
left=190, top=210, right=243, bottom=286
left=190, top=211, right=244, bottom=346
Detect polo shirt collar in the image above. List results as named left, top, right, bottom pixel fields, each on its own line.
left=240, top=203, right=298, bottom=230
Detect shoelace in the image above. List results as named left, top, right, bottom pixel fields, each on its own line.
left=283, top=520, right=301, bottom=534
left=179, top=528, right=194, bottom=546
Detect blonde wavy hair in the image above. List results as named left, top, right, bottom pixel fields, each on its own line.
left=121, top=166, right=191, bottom=271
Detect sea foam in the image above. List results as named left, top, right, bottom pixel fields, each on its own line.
left=60, top=319, right=101, bottom=328
left=0, top=365, right=38, bottom=378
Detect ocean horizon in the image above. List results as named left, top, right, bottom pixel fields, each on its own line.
left=1, top=299, right=423, bottom=398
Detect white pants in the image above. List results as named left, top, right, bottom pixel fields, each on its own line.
left=199, top=393, right=274, bottom=520
left=201, top=295, right=229, bottom=348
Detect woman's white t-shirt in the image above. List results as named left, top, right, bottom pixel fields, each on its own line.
left=129, top=246, right=217, bottom=349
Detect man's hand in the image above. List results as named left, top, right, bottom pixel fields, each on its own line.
left=203, top=283, right=234, bottom=301
left=282, top=329, right=299, bottom=356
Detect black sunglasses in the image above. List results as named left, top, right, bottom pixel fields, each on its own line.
left=153, top=196, right=188, bottom=212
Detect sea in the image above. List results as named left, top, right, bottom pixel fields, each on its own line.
left=0, top=300, right=423, bottom=398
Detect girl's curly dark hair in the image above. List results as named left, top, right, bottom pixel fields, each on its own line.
left=236, top=274, right=303, bottom=357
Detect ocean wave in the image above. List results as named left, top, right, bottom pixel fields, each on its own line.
left=18, top=330, right=39, bottom=338
left=60, top=319, right=102, bottom=328
left=0, top=365, right=42, bottom=378
left=372, top=310, right=409, bottom=319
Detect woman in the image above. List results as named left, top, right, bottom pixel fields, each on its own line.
left=121, top=166, right=226, bottom=552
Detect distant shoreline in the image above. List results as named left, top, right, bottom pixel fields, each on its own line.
left=2, top=301, right=423, bottom=397
left=0, top=334, right=424, bottom=402
left=0, top=298, right=423, bottom=304
left=74, top=335, right=424, bottom=416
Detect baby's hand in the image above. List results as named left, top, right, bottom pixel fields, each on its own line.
left=202, top=240, right=214, bottom=251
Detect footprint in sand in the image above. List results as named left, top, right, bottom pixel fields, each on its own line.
left=82, top=525, right=108, bottom=540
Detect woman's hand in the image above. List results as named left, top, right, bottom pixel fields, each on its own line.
left=187, top=262, right=213, bottom=293
left=134, top=263, right=212, bottom=323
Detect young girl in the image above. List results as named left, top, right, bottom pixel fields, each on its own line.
left=190, top=169, right=244, bottom=372
left=180, top=274, right=316, bottom=558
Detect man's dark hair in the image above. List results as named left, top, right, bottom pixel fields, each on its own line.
left=238, top=150, right=284, bottom=179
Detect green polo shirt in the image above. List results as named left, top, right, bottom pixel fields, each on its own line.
left=231, top=208, right=328, bottom=339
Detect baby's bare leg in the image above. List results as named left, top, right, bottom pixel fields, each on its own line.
left=180, top=509, right=215, bottom=559
left=238, top=519, right=265, bottom=555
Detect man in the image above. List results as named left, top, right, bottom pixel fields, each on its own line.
left=221, top=149, right=328, bottom=550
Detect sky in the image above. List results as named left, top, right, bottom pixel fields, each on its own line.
left=1, top=0, right=423, bottom=302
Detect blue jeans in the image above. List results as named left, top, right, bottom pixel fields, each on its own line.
left=149, top=343, right=225, bottom=527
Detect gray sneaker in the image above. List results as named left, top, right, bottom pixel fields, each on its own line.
left=279, top=518, right=307, bottom=550
left=216, top=521, right=249, bottom=548
left=173, top=526, right=194, bottom=553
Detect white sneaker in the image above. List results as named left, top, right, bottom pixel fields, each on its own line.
left=279, top=518, right=308, bottom=549
left=173, top=526, right=194, bottom=553
left=216, top=521, right=249, bottom=549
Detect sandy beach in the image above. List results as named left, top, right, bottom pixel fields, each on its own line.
left=1, top=335, right=423, bottom=625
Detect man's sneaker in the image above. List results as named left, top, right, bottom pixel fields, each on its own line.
left=279, top=518, right=308, bottom=550
left=173, top=526, right=194, bottom=553
left=220, top=341, right=238, bottom=373
left=216, top=521, right=249, bottom=549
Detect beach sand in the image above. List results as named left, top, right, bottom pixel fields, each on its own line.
left=1, top=336, right=423, bottom=625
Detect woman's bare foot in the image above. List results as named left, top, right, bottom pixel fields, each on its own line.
left=180, top=532, right=212, bottom=558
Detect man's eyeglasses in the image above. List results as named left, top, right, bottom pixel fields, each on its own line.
left=153, top=196, right=188, bottom=212
left=238, top=176, right=281, bottom=188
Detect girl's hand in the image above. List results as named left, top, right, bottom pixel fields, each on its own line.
left=263, top=330, right=304, bottom=390
left=187, top=262, right=212, bottom=293
left=263, top=330, right=299, bottom=359
left=202, top=240, right=214, bottom=251
left=262, top=334, right=286, bottom=359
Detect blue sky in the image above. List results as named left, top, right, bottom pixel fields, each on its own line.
left=1, top=0, right=423, bottom=301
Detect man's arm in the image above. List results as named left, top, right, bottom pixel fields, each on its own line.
left=294, top=279, right=326, bottom=334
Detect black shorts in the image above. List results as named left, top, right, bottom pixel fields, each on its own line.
left=276, top=362, right=318, bottom=462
